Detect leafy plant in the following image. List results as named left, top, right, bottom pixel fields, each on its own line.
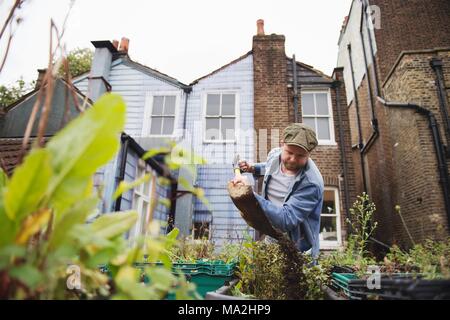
left=0, top=78, right=34, bottom=109
left=347, top=192, right=378, bottom=258
left=232, top=235, right=329, bottom=300
left=57, top=48, right=93, bottom=78
left=167, top=236, right=215, bottom=262
left=0, top=93, right=198, bottom=299
left=384, top=238, right=450, bottom=279
left=321, top=193, right=378, bottom=277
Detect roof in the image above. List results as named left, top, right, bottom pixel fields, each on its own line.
left=0, top=79, right=92, bottom=138
left=73, top=53, right=191, bottom=91
left=188, top=50, right=332, bottom=87
left=189, top=51, right=253, bottom=85
left=3, top=77, right=92, bottom=114
left=286, top=57, right=334, bottom=87
left=337, top=0, right=356, bottom=45
left=119, top=55, right=190, bottom=90
left=0, top=137, right=49, bottom=176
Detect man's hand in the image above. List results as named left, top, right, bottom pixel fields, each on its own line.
left=238, top=160, right=255, bottom=174
left=231, top=174, right=251, bottom=186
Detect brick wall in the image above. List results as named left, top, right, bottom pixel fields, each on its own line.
left=252, top=34, right=357, bottom=246
left=370, top=0, right=450, bottom=83
left=252, top=34, right=290, bottom=162
left=382, top=49, right=450, bottom=246
left=348, top=48, right=450, bottom=249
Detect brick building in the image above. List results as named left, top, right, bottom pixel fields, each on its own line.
left=337, top=0, right=450, bottom=250
left=252, top=20, right=357, bottom=249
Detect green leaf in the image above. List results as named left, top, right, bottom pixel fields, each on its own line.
left=46, top=93, right=126, bottom=214
left=0, top=245, right=27, bottom=268
left=166, top=227, right=179, bottom=241
left=91, top=211, right=138, bottom=240
left=15, top=208, right=51, bottom=245
left=113, top=173, right=151, bottom=200
left=147, top=267, right=176, bottom=289
left=9, top=264, right=43, bottom=290
left=0, top=196, right=15, bottom=247
left=142, top=147, right=171, bottom=160
left=114, top=266, right=158, bottom=300
left=3, top=149, right=51, bottom=222
left=0, top=168, right=8, bottom=188
left=158, top=198, right=171, bottom=208
left=48, top=197, right=99, bottom=250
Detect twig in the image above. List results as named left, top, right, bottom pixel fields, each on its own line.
left=0, top=33, right=13, bottom=73
left=0, top=0, right=22, bottom=41
left=0, top=0, right=24, bottom=74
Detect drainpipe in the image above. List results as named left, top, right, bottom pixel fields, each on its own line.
left=114, top=136, right=129, bottom=211
left=359, top=5, right=379, bottom=155
left=430, top=57, right=450, bottom=153
left=333, top=77, right=351, bottom=220
left=377, top=97, right=450, bottom=227
left=347, top=43, right=368, bottom=193
left=292, top=55, right=299, bottom=122
left=182, top=86, right=192, bottom=138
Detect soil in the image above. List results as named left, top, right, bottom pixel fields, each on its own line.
left=277, top=234, right=307, bottom=300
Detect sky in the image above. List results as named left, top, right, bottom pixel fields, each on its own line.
left=0, top=0, right=353, bottom=86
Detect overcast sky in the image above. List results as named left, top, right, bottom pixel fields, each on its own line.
left=0, top=0, right=353, bottom=86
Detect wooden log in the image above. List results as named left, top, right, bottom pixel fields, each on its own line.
left=227, top=182, right=282, bottom=240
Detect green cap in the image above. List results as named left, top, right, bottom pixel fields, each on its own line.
left=283, top=123, right=318, bottom=152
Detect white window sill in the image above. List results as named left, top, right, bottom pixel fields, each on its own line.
left=203, top=140, right=237, bottom=144
left=317, top=141, right=338, bottom=146
left=143, top=134, right=178, bottom=139
left=320, top=243, right=343, bottom=250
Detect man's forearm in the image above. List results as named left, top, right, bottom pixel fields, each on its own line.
left=253, top=163, right=265, bottom=177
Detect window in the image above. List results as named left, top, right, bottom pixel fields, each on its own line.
left=144, top=94, right=178, bottom=136
left=204, top=93, right=238, bottom=142
left=320, top=188, right=342, bottom=248
left=131, top=159, right=153, bottom=240
left=301, top=91, right=335, bottom=144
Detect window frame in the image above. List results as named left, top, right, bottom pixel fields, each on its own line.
left=142, top=91, right=181, bottom=138
left=320, top=187, right=342, bottom=249
left=130, top=159, right=154, bottom=242
left=301, top=89, right=336, bottom=145
left=202, top=91, right=240, bottom=143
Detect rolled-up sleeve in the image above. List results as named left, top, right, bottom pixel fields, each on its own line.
left=253, top=163, right=265, bottom=177
left=254, top=183, right=320, bottom=232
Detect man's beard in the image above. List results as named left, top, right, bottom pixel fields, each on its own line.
left=282, top=160, right=303, bottom=171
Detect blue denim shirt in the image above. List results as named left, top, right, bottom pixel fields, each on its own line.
left=253, top=148, right=324, bottom=259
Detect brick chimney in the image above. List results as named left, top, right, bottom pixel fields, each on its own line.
left=88, top=40, right=117, bottom=101
left=252, top=20, right=290, bottom=161
left=119, top=37, right=129, bottom=54
left=35, top=68, right=47, bottom=90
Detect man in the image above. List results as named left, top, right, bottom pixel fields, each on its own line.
left=232, top=123, right=324, bottom=259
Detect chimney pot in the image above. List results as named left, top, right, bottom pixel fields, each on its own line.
left=112, top=40, right=119, bottom=49
left=119, top=37, right=129, bottom=53
left=256, top=19, right=265, bottom=36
